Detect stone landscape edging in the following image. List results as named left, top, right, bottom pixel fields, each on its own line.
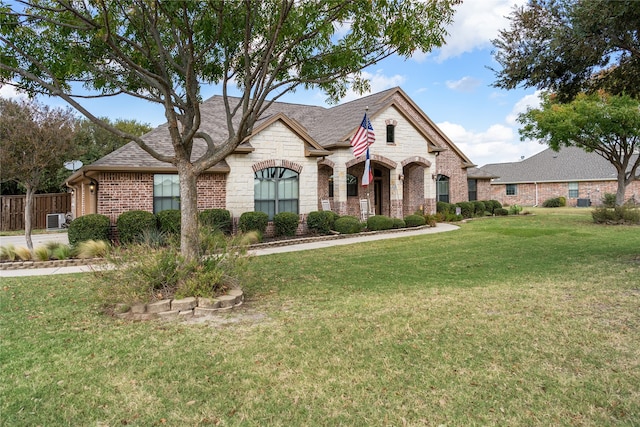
left=115, top=289, right=245, bottom=321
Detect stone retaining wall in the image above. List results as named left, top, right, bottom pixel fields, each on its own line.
left=116, top=289, right=245, bottom=321
left=0, top=258, right=106, bottom=271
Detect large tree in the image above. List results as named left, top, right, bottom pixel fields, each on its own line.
left=0, top=0, right=459, bottom=261
left=0, top=98, right=76, bottom=250
left=492, top=0, right=640, bottom=102
left=519, top=92, right=640, bottom=206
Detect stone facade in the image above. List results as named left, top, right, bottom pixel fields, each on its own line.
left=68, top=88, right=475, bottom=227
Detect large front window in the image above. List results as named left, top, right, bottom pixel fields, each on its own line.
left=154, top=174, right=180, bottom=213
left=254, top=167, right=299, bottom=219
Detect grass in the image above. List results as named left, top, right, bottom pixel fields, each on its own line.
left=1, top=210, right=639, bottom=425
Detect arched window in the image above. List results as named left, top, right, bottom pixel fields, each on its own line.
left=254, top=167, right=299, bottom=219
left=436, top=174, right=450, bottom=203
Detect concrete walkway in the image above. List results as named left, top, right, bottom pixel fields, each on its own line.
left=0, top=223, right=459, bottom=277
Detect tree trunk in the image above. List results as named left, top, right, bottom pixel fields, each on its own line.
left=24, top=185, right=34, bottom=252
left=177, top=162, right=200, bottom=263
left=616, top=173, right=627, bottom=206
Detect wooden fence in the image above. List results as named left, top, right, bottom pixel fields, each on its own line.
left=0, top=193, right=71, bottom=231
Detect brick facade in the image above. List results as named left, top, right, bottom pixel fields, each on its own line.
left=487, top=180, right=640, bottom=206
left=73, top=89, right=475, bottom=228
left=96, top=172, right=226, bottom=225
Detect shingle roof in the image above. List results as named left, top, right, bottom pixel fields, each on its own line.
left=87, top=87, right=476, bottom=172
left=467, top=167, right=499, bottom=180
left=479, top=146, right=632, bottom=183
left=92, top=88, right=400, bottom=168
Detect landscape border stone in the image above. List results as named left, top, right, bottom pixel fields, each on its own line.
left=115, top=289, right=245, bottom=321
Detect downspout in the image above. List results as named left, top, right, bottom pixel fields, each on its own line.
left=533, top=182, right=538, bottom=207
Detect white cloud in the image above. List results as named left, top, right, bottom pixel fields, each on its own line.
left=505, top=90, right=542, bottom=126
left=445, top=76, right=482, bottom=93
left=0, top=84, right=27, bottom=100
left=339, top=70, right=406, bottom=103
left=437, top=118, right=544, bottom=166
left=429, top=0, right=527, bottom=62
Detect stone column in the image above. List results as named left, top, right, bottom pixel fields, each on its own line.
left=333, top=161, right=348, bottom=215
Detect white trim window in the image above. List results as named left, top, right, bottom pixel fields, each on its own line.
left=153, top=174, right=180, bottom=213
left=254, top=167, right=299, bottom=219
left=568, top=182, right=579, bottom=198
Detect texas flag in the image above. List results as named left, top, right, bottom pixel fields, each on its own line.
left=362, top=148, right=373, bottom=186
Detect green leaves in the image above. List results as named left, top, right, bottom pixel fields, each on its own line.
left=492, top=0, right=640, bottom=100
left=518, top=91, right=640, bottom=205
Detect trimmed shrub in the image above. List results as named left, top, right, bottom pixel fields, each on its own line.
left=307, top=211, right=337, bottom=235
left=483, top=200, right=502, bottom=214
left=156, top=209, right=181, bottom=235
left=274, top=212, right=299, bottom=236
left=68, top=214, right=110, bottom=246
left=542, top=197, right=562, bottom=208
left=404, top=214, right=426, bottom=227
left=238, top=211, right=269, bottom=234
left=558, top=196, right=567, bottom=207
left=334, top=216, right=362, bottom=234
left=392, top=218, right=406, bottom=229
left=199, top=209, right=232, bottom=234
left=117, top=210, right=157, bottom=244
left=367, top=215, right=394, bottom=231
left=495, top=208, right=509, bottom=216
left=472, top=201, right=486, bottom=216
left=436, top=201, right=454, bottom=214
left=455, top=202, right=474, bottom=218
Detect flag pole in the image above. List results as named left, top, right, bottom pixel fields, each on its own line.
left=365, top=106, right=371, bottom=222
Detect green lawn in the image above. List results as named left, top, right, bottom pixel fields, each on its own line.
left=1, top=210, right=639, bottom=426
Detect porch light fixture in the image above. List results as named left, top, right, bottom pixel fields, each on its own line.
left=398, top=174, right=404, bottom=181
left=89, top=180, right=97, bottom=194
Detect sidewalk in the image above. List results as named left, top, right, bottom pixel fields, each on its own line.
left=0, top=223, right=459, bottom=277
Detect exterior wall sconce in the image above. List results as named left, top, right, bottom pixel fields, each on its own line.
left=398, top=174, right=404, bottom=181
left=89, top=180, right=97, bottom=194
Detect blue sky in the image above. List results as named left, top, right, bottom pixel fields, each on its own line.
left=1, top=0, right=545, bottom=167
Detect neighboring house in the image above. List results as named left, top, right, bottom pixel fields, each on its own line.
left=475, top=146, right=640, bottom=207
left=65, top=87, right=475, bottom=230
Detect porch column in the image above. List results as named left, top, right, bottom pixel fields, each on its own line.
left=333, top=162, right=348, bottom=215
left=424, top=166, right=436, bottom=214
left=391, top=167, right=403, bottom=218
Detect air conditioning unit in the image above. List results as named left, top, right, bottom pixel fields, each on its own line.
left=47, top=213, right=66, bottom=230
left=577, top=198, right=591, bottom=207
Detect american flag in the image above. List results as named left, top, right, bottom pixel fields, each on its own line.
left=351, top=113, right=375, bottom=157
